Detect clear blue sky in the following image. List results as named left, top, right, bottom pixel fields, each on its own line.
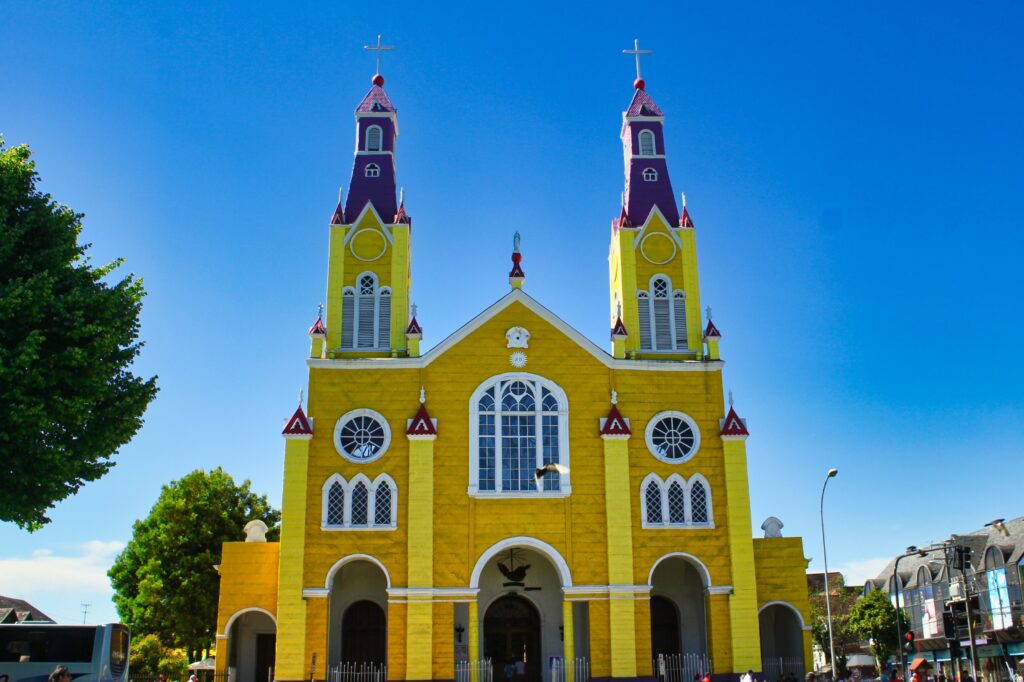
left=2, top=2, right=1022, bottom=625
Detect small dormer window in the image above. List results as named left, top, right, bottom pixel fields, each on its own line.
left=366, top=125, right=383, bottom=152
left=638, top=130, right=655, bottom=155
left=365, top=163, right=380, bottom=178
left=643, top=168, right=658, bottom=182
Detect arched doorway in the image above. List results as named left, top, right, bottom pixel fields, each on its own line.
left=342, top=600, right=386, bottom=664
left=226, top=610, right=276, bottom=682
left=484, top=595, right=541, bottom=682
left=759, top=603, right=805, bottom=679
left=650, top=596, right=681, bottom=657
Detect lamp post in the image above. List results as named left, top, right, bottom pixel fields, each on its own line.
left=820, top=468, right=839, bottom=679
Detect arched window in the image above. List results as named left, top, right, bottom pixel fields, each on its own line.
left=365, top=125, right=383, bottom=152
left=341, top=273, right=391, bottom=350
left=321, top=473, right=397, bottom=530
left=644, top=479, right=663, bottom=525
left=470, top=374, right=569, bottom=495
left=642, top=167, right=658, bottom=182
left=638, top=130, right=655, bottom=156
left=365, top=163, right=380, bottom=178
left=667, top=480, right=686, bottom=524
left=690, top=480, right=709, bottom=523
left=637, top=275, right=689, bottom=351
left=985, top=547, right=1013, bottom=629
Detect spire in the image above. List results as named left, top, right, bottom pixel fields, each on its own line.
left=509, top=232, right=525, bottom=287
left=619, top=43, right=679, bottom=228
left=721, top=398, right=749, bottom=437
left=611, top=315, right=628, bottom=340
left=330, top=188, right=344, bottom=225
left=283, top=404, right=313, bottom=436
left=407, top=402, right=437, bottom=436
left=406, top=302, right=423, bottom=336
left=600, top=403, right=632, bottom=436
left=308, top=314, right=327, bottom=337
left=394, top=187, right=411, bottom=224
left=680, top=192, right=694, bottom=228
left=703, top=306, right=721, bottom=339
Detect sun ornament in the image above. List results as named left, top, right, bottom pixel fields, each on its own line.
left=509, top=351, right=528, bottom=368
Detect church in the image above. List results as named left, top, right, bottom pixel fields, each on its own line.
left=213, top=50, right=813, bottom=682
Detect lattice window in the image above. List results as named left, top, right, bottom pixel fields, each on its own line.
left=326, top=481, right=345, bottom=526
left=366, top=125, right=382, bottom=151
left=350, top=483, right=368, bottom=526
left=373, top=484, right=391, bottom=526
left=667, top=481, right=686, bottom=524
left=645, top=480, right=663, bottom=524
left=691, top=481, right=709, bottom=523
left=638, top=130, right=655, bottom=156
left=471, top=375, right=567, bottom=495
left=365, top=163, right=380, bottom=178
left=643, top=167, right=658, bottom=182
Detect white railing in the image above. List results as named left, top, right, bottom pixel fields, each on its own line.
left=551, top=657, right=590, bottom=682
left=762, top=657, right=804, bottom=680
left=654, top=653, right=712, bottom=682
left=328, top=662, right=387, bottom=682
left=455, top=659, right=493, bottom=682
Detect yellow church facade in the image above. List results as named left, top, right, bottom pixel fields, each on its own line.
left=213, top=68, right=813, bottom=682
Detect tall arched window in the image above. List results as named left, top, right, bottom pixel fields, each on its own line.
left=365, top=125, right=383, bottom=152
left=326, top=480, right=344, bottom=526
left=350, top=482, right=369, bottom=526
left=667, top=480, right=686, bottom=524
left=640, top=473, right=714, bottom=528
left=637, top=275, right=689, bottom=351
left=469, top=374, right=569, bottom=495
left=365, top=163, right=380, bottom=178
left=638, top=130, right=655, bottom=156
left=374, top=485, right=392, bottom=526
left=690, top=480, right=709, bottom=523
left=644, top=479, right=663, bottom=525
left=341, top=273, right=391, bottom=350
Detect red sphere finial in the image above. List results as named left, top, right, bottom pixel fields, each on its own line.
left=634, top=78, right=645, bottom=90
left=372, top=73, right=385, bottom=87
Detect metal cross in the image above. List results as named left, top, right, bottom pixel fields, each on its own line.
left=623, top=38, right=652, bottom=80
left=728, top=390, right=734, bottom=407
left=364, top=34, right=394, bottom=74
left=317, top=303, right=324, bottom=319
left=705, top=306, right=713, bottom=321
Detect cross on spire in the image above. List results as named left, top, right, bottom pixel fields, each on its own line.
left=364, top=34, right=394, bottom=75
left=623, top=38, right=652, bottom=81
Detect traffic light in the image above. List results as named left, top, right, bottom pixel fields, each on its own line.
left=962, top=547, right=972, bottom=569
left=904, top=631, right=916, bottom=654
left=943, top=611, right=956, bottom=639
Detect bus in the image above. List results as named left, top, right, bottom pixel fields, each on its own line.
left=0, top=624, right=129, bottom=682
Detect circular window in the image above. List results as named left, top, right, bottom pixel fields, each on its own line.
left=334, top=409, right=391, bottom=463
left=645, top=411, right=700, bottom=462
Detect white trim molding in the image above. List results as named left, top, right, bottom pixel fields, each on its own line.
left=323, top=553, right=392, bottom=590
left=220, top=606, right=277, bottom=637
left=470, top=536, right=573, bottom=588
left=648, top=552, right=712, bottom=588
left=758, top=600, right=809, bottom=629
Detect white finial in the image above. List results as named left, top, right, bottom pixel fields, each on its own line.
left=706, top=306, right=713, bottom=321
left=364, top=34, right=394, bottom=75
left=411, top=302, right=418, bottom=319
left=337, top=186, right=343, bottom=203
left=419, top=386, right=425, bottom=404
left=611, top=389, right=618, bottom=405
left=623, top=38, right=652, bottom=81
left=513, top=231, right=521, bottom=253
left=728, top=390, right=734, bottom=407
left=399, top=187, right=405, bottom=205
left=317, top=302, right=324, bottom=319
left=298, top=388, right=304, bottom=405
left=616, top=302, right=622, bottom=319
left=621, top=191, right=626, bottom=208
left=681, top=192, right=687, bottom=208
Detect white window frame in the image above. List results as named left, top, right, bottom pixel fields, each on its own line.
left=365, top=163, right=380, bottom=178
left=638, top=129, right=656, bottom=156
left=642, top=167, right=658, bottom=182
left=468, top=372, right=571, bottom=498
left=637, top=275, right=688, bottom=352
left=640, top=471, right=714, bottom=529
left=333, top=407, right=392, bottom=463
left=347, top=272, right=391, bottom=350
left=644, top=410, right=701, bottom=463
left=365, top=124, right=383, bottom=152
left=321, top=472, right=397, bottom=531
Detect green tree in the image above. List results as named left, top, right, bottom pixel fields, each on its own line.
left=0, top=140, right=158, bottom=530
left=810, top=580, right=861, bottom=678
left=129, top=633, right=188, bottom=679
left=109, top=468, right=280, bottom=662
left=848, top=589, right=907, bottom=672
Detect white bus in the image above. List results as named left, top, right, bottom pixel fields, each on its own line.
left=0, top=624, right=129, bottom=682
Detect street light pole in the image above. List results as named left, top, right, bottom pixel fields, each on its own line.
left=820, top=468, right=839, bottom=678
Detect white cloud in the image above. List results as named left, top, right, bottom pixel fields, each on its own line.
left=834, top=556, right=891, bottom=586
left=0, top=540, right=124, bottom=624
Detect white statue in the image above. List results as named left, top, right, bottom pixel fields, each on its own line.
left=244, top=519, right=269, bottom=542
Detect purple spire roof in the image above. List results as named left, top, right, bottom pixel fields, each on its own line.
left=625, top=88, right=664, bottom=117
left=356, top=85, right=396, bottom=113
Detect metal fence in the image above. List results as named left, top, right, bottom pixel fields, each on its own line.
left=551, top=657, right=590, bottom=682
left=328, top=662, right=387, bottom=682
left=454, top=659, right=493, bottom=682
left=654, top=653, right=713, bottom=682
left=762, top=657, right=805, bottom=680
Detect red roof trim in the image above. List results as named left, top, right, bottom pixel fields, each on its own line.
left=704, top=319, right=721, bottom=338
left=330, top=201, right=344, bottom=225
left=406, top=316, right=423, bottom=335
left=600, top=405, right=632, bottom=436
left=720, top=406, right=749, bottom=436
left=283, top=406, right=313, bottom=435
left=680, top=206, right=694, bottom=228
left=509, top=262, right=525, bottom=278
left=407, top=403, right=437, bottom=435
left=308, top=317, right=327, bottom=336
left=611, top=316, right=628, bottom=338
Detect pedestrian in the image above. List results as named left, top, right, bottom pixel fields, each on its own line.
left=49, top=666, right=72, bottom=682
left=189, top=674, right=199, bottom=682
left=514, top=658, right=525, bottom=681
left=703, top=671, right=712, bottom=682
left=741, top=670, right=754, bottom=682
left=504, top=660, right=515, bottom=682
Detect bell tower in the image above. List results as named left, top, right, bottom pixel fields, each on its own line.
left=322, top=41, right=414, bottom=359
left=609, top=41, right=703, bottom=360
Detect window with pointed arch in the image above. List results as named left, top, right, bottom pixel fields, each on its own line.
left=642, top=167, right=658, bottom=182
left=640, top=473, right=714, bottom=528
left=340, top=274, right=391, bottom=350
left=365, top=125, right=383, bottom=152
left=365, top=163, right=380, bottom=178
left=636, top=275, right=689, bottom=352
left=321, top=473, right=397, bottom=530
left=469, top=373, right=570, bottom=496
left=638, top=129, right=656, bottom=156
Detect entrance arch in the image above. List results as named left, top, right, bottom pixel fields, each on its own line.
left=484, top=595, right=542, bottom=682
left=327, top=558, right=388, bottom=667
left=226, top=609, right=276, bottom=682
left=650, top=596, right=681, bottom=657
left=342, top=600, right=386, bottom=664
left=649, top=554, right=708, bottom=659
left=758, top=602, right=805, bottom=678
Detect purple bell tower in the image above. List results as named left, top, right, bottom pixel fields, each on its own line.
left=620, top=78, right=680, bottom=227
left=343, top=72, right=399, bottom=223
